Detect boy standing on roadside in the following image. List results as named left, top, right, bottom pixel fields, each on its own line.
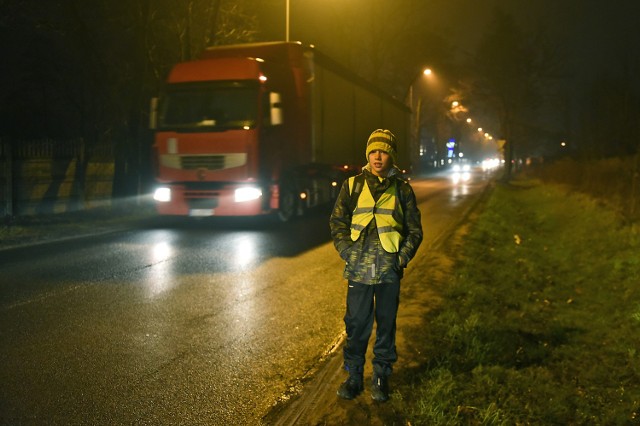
left=329, top=129, right=423, bottom=402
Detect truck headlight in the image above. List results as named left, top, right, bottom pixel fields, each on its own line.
left=235, top=187, right=262, bottom=202
left=153, top=187, right=171, bottom=202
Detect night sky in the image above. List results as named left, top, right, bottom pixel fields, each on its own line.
left=258, top=0, right=640, bottom=88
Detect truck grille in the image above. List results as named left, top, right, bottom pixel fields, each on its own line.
left=181, top=155, right=225, bottom=170
left=160, top=153, right=246, bottom=171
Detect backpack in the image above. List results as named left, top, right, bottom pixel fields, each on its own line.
left=347, top=173, right=404, bottom=215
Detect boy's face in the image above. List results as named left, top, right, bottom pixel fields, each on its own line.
left=368, top=149, right=392, bottom=177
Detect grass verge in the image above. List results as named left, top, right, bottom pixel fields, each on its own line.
left=395, top=178, right=640, bottom=425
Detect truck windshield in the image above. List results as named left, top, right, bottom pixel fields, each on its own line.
left=158, top=81, right=259, bottom=131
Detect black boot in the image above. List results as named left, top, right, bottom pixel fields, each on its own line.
left=337, top=373, right=364, bottom=400
left=371, top=373, right=389, bottom=402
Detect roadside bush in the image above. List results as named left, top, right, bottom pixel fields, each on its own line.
left=530, top=156, right=640, bottom=221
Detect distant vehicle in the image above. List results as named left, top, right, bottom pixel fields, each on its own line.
left=451, top=163, right=471, bottom=184
left=482, top=158, right=501, bottom=171
left=149, top=42, right=410, bottom=221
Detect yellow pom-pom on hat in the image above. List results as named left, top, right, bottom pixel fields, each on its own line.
left=366, top=129, right=397, bottom=164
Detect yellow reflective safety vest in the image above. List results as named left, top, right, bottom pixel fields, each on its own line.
left=349, top=176, right=404, bottom=253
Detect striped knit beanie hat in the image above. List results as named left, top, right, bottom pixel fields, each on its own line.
left=366, top=129, right=397, bottom=164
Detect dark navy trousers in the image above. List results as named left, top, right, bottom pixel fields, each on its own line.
left=343, top=280, right=400, bottom=377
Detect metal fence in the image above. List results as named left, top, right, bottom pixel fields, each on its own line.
left=1, top=138, right=115, bottom=217
left=1, top=138, right=114, bottom=160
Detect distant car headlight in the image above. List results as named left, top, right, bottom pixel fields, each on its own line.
left=235, top=187, right=262, bottom=202
left=153, top=187, right=171, bottom=202
left=451, top=164, right=472, bottom=184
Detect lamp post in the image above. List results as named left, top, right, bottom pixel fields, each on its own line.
left=286, top=0, right=290, bottom=42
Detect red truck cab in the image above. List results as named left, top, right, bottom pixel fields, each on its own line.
left=152, top=43, right=312, bottom=219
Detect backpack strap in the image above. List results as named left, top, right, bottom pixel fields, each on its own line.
left=395, top=177, right=406, bottom=209
left=348, top=173, right=365, bottom=214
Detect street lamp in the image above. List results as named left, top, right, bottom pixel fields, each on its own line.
left=405, top=67, right=435, bottom=171
left=406, top=67, right=434, bottom=108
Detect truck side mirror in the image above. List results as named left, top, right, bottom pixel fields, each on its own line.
left=149, top=97, right=158, bottom=129
left=270, top=92, right=283, bottom=125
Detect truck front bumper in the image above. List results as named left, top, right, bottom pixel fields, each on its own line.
left=153, top=184, right=274, bottom=217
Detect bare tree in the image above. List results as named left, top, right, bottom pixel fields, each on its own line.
left=460, top=9, right=564, bottom=179
left=0, top=0, right=262, bottom=206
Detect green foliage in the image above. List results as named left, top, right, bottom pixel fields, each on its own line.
left=396, top=179, right=640, bottom=424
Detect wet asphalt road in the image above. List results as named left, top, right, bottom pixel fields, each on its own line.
left=0, top=171, right=491, bottom=425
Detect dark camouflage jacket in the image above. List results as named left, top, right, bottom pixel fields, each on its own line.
left=329, top=165, right=423, bottom=285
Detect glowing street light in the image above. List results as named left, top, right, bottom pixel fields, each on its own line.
left=406, top=67, right=435, bottom=104
left=406, top=67, right=436, bottom=171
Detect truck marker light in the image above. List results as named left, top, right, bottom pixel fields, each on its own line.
left=235, top=187, right=262, bottom=202
left=153, top=187, right=171, bottom=202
